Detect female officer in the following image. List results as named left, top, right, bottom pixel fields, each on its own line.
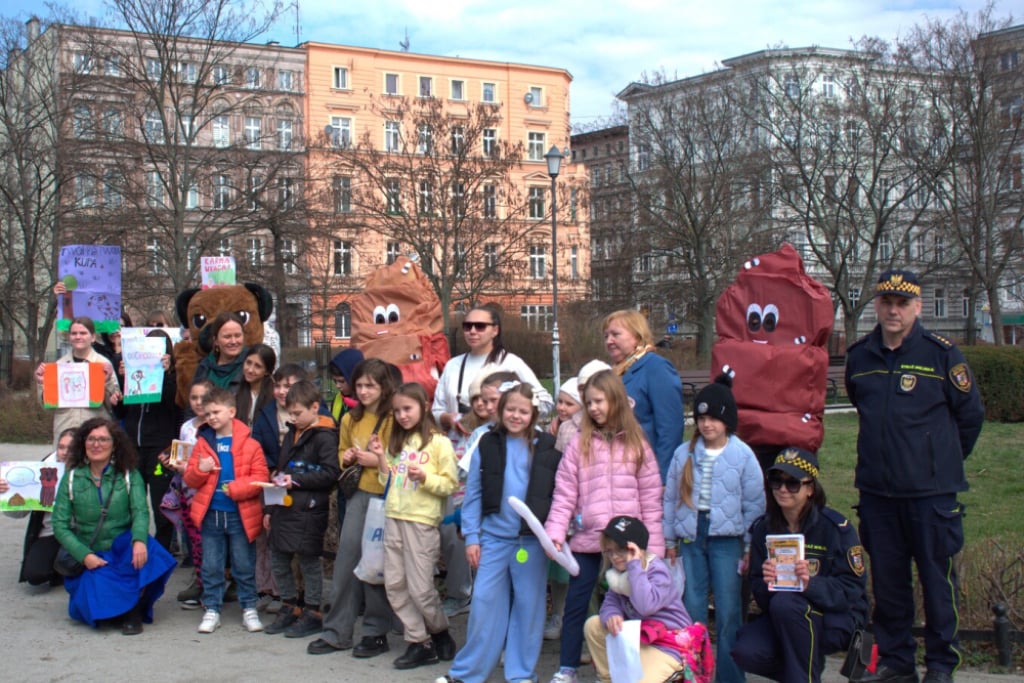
left=731, top=447, right=869, bottom=683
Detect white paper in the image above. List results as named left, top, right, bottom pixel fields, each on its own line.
left=262, top=485, right=287, bottom=506
left=56, top=363, right=91, bottom=408
left=507, top=495, right=580, bottom=576
left=607, top=619, right=643, bottom=683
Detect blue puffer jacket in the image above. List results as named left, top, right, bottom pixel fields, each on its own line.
left=621, top=352, right=684, bottom=482
left=663, top=435, right=765, bottom=545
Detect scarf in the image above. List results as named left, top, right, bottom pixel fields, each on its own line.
left=201, top=349, right=246, bottom=389
left=613, top=344, right=654, bottom=376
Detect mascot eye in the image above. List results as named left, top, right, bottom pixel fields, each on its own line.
left=386, top=303, right=400, bottom=324
left=373, top=305, right=387, bottom=325
left=235, top=311, right=251, bottom=325
left=762, top=304, right=779, bottom=333
left=191, top=313, right=207, bottom=329
left=746, top=303, right=763, bottom=332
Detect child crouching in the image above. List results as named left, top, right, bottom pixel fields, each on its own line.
left=585, top=516, right=713, bottom=683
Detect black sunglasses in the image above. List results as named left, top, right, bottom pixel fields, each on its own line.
left=768, top=476, right=813, bottom=493
left=462, top=321, right=495, bottom=332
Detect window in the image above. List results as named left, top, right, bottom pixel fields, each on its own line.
left=146, top=58, right=161, bottom=80
left=913, top=234, right=926, bottom=260
left=879, top=233, right=892, bottom=260
left=212, top=115, right=230, bottom=148
left=784, top=75, right=800, bottom=98
left=334, top=302, right=351, bottom=338
left=386, top=242, right=400, bottom=265
left=570, top=188, right=578, bottom=223
left=72, top=52, right=93, bottom=74
left=249, top=175, right=262, bottom=211
left=450, top=125, right=465, bottom=154
left=418, top=76, right=433, bottom=98
left=330, top=116, right=352, bottom=148
left=637, top=143, right=650, bottom=171
left=212, top=64, right=230, bottom=85
left=418, top=181, right=433, bottom=214
left=529, top=245, right=546, bottom=279
left=244, top=116, right=261, bottom=149
left=333, top=240, right=352, bottom=275
left=570, top=246, right=579, bottom=280
left=385, top=73, right=399, bottom=95
left=146, top=171, right=164, bottom=207
left=849, top=287, right=861, bottom=309
left=281, top=239, right=296, bottom=274
left=962, top=290, right=971, bottom=318
left=450, top=79, right=465, bottom=100
left=277, top=118, right=293, bottom=150
left=147, top=237, right=162, bottom=274
left=453, top=242, right=466, bottom=276
left=482, top=82, right=496, bottom=103
left=528, top=132, right=545, bottom=161
left=934, top=287, right=946, bottom=318
left=102, top=108, right=122, bottom=137
left=1000, top=50, right=1019, bottom=71
left=528, top=86, right=543, bottom=107
left=103, top=56, right=120, bottom=77
left=103, top=169, right=122, bottom=207
left=483, top=128, right=497, bottom=157
left=246, top=238, right=263, bottom=267
left=245, top=67, right=260, bottom=89
left=214, top=174, right=231, bottom=210
left=178, top=62, right=196, bottom=84
left=73, top=105, right=92, bottom=138
left=822, top=75, right=835, bottom=98
left=277, top=177, right=294, bottom=209
left=385, top=178, right=401, bottom=213
left=417, top=124, right=432, bottom=154
left=385, top=121, right=400, bottom=152
left=74, top=175, right=94, bottom=208
left=179, top=114, right=194, bottom=141
left=520, top=304, right=552, bottom=331
left=277, top=69, right=294, bottom=91
left=333, top=176, right=351, bottom=213
left=484, top=243, right=498, bottom=273
left=934, top=234, right=945, bottom=262
left=639, top=253, right=653, bottom=273
left=483, top=184, right=496, bottom=219
left=144, top=110, right=164, bottom=143
left=452, top=182, right=466, bottom=218
left=186, top=183, right=199, bottom=210
left=528, top=187, right=545, bottom=219
left=332, top=66, right=348, bottom=90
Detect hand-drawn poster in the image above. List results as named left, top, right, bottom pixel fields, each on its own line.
left=42, top=362, right=106, bottom=408
left=122, top=335, right=168, bottom=404
left=121, top=326, right=183, bottom=345
left=201, top=256, right=236, bottom=289
left=1, top=461, right=66, bottom=512
left=57, top=245, right=122, bottom=333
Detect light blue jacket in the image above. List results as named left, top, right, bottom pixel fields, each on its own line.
left=663, top=435, right=765, bottom=545
left=621, top=352, right=684, bottom=482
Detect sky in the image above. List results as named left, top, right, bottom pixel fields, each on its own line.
left=2, top=0, right=1012, bottom=126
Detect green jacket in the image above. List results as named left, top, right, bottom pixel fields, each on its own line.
left=52, top=466, right=149, bottom=562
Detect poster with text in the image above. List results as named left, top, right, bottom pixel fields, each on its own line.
left=42, top=362, right=106, bottom=408
left=57, top=244, right=121, bottom=333
left=122, top=335, right=168, bottom=404
left=0, top=461, right=66, bottom=512
left=201, top=256, right=236, bottom=289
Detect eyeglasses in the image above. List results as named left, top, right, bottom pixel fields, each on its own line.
left=86, top=436, right=113, bottom=445
left=462, top=321, right=495, bottom=332
left=768, top=476, right=813, bottom=493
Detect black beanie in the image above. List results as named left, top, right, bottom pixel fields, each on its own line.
left=694, top=371, right=738, bottom=433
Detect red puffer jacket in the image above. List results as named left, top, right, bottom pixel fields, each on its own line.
left=184, top=419, right=269, bottom=542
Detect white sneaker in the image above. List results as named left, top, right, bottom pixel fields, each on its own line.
left=198, top=609, right=221, bottom=633
left=549, top=668, right=578, bottom=683
left=543, top=614, right=562, bottom=640
left=242, top=607, right=264, bottom=632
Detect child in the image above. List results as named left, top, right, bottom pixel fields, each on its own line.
left=184, top=387, right=270, bottom=634
left=264, top=380, right=340, bottom=638
left=329, top=348, right=364, bottom=423
left=434, top=382, right=562, bottom=683
left=544, top=368, right=666, bottom=683
left=307, top=358, right=398, bottom=657
left=663, top=372, right=765, bottom=683
left=584, top=516, right=712, bottom=683
left=236, top=344, right=277, bottom=427
left=370, top=382, right=458, bottom=669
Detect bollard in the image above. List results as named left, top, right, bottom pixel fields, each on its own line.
left=992, top=602, right=1011, bottom=668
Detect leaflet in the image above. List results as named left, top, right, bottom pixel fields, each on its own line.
left=766, top=533, right=805, bottom=591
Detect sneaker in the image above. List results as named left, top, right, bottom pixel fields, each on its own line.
left=550, top=668, right=579, bottom=683
left=431, top=629, right=457, bottom=661
left=352, top=634, right=390, bottom=658
left=264, top=606, right=299, bottom=635
left=177, top=578, right=202, bottom=610
left=242, top=607, right=264, bottom=633
left=543, top=614, right=562, bottom=640
left=307, top=637, right=350, bottom=655
left=441, top=597, right=471, bottom=617
left=284, top=610, right=323, bottom=639
left=198, top=609, right=221, bottom=634
left=393, top=641, right=439, bottom=670
left=434, top=677, right=465, bottom=683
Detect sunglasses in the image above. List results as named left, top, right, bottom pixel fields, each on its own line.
left=462, top=321, right=496, bottom=332
left=768, top=476, right=813, bottom=493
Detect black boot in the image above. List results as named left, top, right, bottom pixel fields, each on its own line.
left=121, top=600, right=145, bottom=635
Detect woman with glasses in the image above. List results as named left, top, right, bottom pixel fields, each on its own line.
left=732, top=447, right=869, bottom=683
left=51, top=418, right=176, bottom=635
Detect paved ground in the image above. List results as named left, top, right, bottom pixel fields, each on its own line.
left=0, top=443, right=1012, bottom=682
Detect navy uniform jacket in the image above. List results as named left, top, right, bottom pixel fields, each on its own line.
left=845, top=319, right=984, bottom=498
left=748, top=506, right=869, bottom=631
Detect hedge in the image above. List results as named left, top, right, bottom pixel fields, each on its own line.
left=962, top=345, right=1024, bottom=422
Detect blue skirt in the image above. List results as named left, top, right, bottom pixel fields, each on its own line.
left=65, top=530, right=176, bottom=627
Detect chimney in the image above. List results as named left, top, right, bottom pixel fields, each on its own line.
left=26, top=16, right=40, bottom=42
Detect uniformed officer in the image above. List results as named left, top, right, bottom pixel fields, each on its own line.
left=732, top=447, right=868, bottom=683
left=845, top=270, right=984, bottom=683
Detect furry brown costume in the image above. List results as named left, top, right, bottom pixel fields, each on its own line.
left=173, top=283, right=273, bottom=407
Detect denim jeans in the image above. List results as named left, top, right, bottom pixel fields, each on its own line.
left=678, top=511, right=745, bottom=683
left=201, top=509, right=257, bottom=612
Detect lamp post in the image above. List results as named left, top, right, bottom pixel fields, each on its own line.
left=544, top=145, right=564, bottom=393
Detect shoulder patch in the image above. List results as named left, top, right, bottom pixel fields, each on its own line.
left=949, top=363, right=972, bottom=393
left=847, top=545, right=866, bottom=576
left=822, top=507, right=850, bottom=528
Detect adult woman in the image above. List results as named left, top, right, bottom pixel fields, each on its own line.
left=731, top=447, right=868, bottom=683
left=602, top=310, right=683, bottom=481
left=51, top=418, right=176, bottom=635
left=35, top=316, right=122, bottom=446
left=191, top=311, right=248, bottom=394
left=144, top=310, right=171, bottom=328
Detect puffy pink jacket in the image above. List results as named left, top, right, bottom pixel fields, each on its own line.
left=545, top=431, right=665, bottom=556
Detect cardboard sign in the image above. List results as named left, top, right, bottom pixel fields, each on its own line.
left=0, top=461, right=66, bottom=512
left=41, top=362, right=106, bottom=409
left=201, top=256, right=236, bottom=289
left=57, top=244, right=121, bottom=333
left=122, top=335, right=168, bottom=404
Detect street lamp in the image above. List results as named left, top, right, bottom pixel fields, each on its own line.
left=544, top=145, right=564, bottom=392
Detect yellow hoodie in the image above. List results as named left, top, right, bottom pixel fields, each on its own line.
left=378, top=432, right=457, bottom=527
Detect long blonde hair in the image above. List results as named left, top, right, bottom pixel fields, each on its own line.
left=578, top=370, right=648, bottom=474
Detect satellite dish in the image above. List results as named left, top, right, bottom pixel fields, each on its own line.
left=523, top=92, right=533, bottom=104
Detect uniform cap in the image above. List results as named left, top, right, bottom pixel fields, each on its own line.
left=875, top=269, right=921, bottom=299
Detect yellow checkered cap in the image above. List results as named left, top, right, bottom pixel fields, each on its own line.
left=875, top=269, right=921, bottom=298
